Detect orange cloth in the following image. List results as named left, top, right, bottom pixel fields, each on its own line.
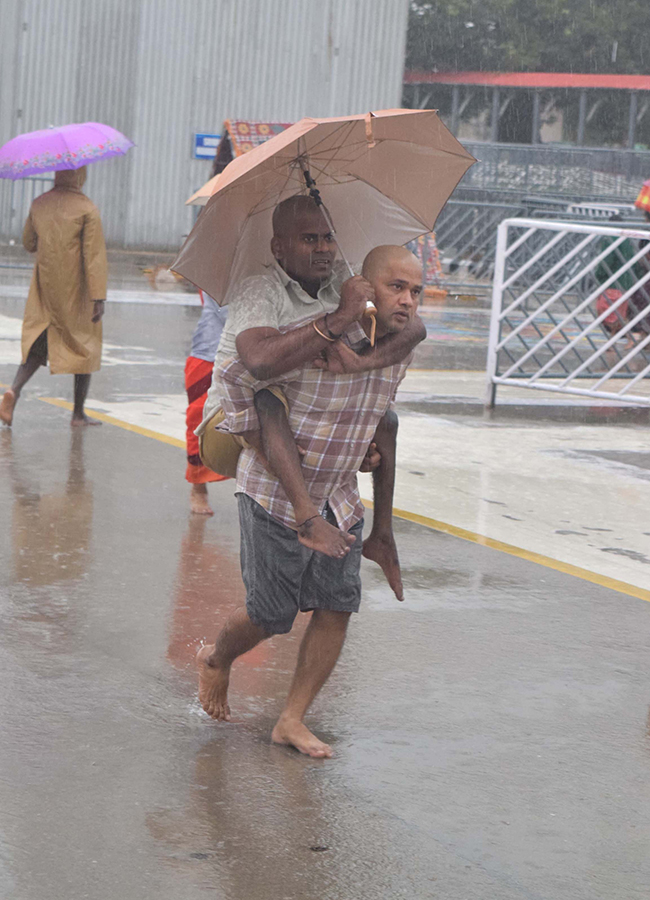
left=634, top=180, right=650, bottom=212
left=185, top=356, right=228, bottom=484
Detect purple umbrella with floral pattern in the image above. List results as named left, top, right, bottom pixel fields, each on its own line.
left=0, top=122, right=133, bottom=180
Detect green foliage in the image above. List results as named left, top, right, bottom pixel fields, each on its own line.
left=408, top=0, right=650, bottom=74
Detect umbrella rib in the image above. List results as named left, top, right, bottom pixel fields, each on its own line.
left=244, top=170, right=366, bottom=220
left=293, top=141, right=365, bottom=184
left=245, top=165, right=301, bottom=218
left=246, top=139, right=353, bottom=207
left=306, top=137, right=379, bottom=175
left=294, top=121, right=366, bottom=173
left=215, top=123, right=368, bottom=200
left=302, top=157, right=363, bottom=181
left=313, top=122, right=363, bottom=172
left=243, top=157, right=364, bottom=218
left=272, top=167, right=298, bottom=200
left=58, top=128, right=75, bottom=168
left=299, top=120, right=356, bottom=159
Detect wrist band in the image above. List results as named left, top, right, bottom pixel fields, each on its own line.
left=312, top=319, right=335, bottom=342
left=324, top=313, right=343, bottom=341
left=297, top=513, right=320, bottom=529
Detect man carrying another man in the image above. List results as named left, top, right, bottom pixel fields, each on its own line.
left=195, top=195, right=425, bottom=757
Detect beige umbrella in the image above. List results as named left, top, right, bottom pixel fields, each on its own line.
left=173, top=109, right=475, bottom=307
left=186, top=172, right=221, bottom=206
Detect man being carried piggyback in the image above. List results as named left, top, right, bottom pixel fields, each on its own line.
left=195, top=195, right=424, bottom=757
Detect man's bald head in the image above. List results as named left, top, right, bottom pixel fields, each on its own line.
left=362, top=245, right=420, bottom=283
left=359, top=244, right=422, bottom=339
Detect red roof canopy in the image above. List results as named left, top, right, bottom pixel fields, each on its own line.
left=405, top=71, right=650, bottom=91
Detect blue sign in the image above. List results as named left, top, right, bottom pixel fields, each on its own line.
left=194, top=133, right=221, bottom=160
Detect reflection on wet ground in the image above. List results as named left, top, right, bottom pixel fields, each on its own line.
left=8, top=428, right=93, bottom=585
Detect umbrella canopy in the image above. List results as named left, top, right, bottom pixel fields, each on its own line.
left=186, top=173, right=221, bottom=206
left=0, top=122, right=133, bottom=180
left=186, top=119, right=293, bottom=206
left=173, top=109, right=475, bottom=305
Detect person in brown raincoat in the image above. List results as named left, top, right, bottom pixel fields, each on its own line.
left=0, top=166, right=107, bottom=427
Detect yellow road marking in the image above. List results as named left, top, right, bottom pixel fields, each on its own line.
left=362, top=499, right=650, bottom=604
left=39, top=397, right=185, bottom=449
left=36, top=395, right=650, bottom=604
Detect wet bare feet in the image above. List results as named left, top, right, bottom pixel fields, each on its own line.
left=0, top=390, right=16, bottom=426
left=271, top=716, right=333, bottom=758
left=297, top=514, right=356, bottom=558
left=190, top=484, right=214, bottom=516
left=196, top=644, right=231, bottom=720
left=71, top=413, right=102, bottom=427
left=363, top=532, right=404, bottom=601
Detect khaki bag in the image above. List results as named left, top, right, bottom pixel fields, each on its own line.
left=198, top=388, right=289, bottom=479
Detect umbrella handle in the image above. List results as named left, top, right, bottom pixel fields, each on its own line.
left=364, top=302, right=377, bottom=347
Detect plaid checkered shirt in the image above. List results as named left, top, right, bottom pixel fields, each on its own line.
left=216, top=314, right=410, bottom=532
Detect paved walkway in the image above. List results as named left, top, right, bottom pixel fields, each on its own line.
left=4, top=303, right=648, bottom=595
left=1, top=295, right=650, bottom=899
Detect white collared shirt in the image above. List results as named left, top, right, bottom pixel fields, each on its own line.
left=197, top=260, right=351, bottom=433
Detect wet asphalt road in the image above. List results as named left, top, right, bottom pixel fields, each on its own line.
left=1, top=290, right=650, bottom=898
left=1, top=390, right=650, bottom=900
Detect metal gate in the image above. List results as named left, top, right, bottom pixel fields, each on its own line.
left=486, top=218, right=650, bottom=406
left=461, top=141, right=650, bottom=201
left=430, top=198, right=644, bottom=297
left=434, top=199, right=524, bottom=289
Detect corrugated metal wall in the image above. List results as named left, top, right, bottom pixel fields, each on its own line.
left=0, top=0, right=409, bottom=250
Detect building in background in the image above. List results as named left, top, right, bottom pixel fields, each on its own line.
left=404, top=71, right=650, bottom=149
left=0, top=0, right=409, bottom=251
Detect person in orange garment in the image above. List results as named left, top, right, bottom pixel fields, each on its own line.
left=0, top=167, right=107, bottom=428
left=185, top=290, right=230, bottom=514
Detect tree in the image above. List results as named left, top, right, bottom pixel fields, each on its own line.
left=407, top=1, right=650, bottom=147
left=407, top=0, right=650, bottom=75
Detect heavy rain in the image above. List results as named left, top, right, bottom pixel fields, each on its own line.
left=1, top=2, right=649, bottom=898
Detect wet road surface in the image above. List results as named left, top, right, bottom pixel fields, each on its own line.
left=1, top=289, right=650, bottom=898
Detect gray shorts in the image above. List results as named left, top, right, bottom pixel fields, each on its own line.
left=237, top=492, right=364, bottom=635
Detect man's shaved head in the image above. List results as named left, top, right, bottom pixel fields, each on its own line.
left=359, top=244, right=422, bottom=339
left=272, top=194, right=322, bottom=237
left=362, top=245, right=420, bottom=282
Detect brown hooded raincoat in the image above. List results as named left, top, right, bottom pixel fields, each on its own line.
left=21, top=167, right=107, bottom=374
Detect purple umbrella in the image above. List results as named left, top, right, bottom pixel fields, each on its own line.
left=0, top=122, right=133, bottom=180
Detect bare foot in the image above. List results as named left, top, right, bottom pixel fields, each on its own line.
left=271, top=716, right=333, bottom=758
left=0, top=390, right=16, bottom=427
left=196, top=644, right=231, bottom=721
left=298, top=514, right=356, bottom=558
left=71, top=413, right=102, bottom=427
left=363, top=532, right=404, bottom=601
left=190, top=485, right=214, bottom=516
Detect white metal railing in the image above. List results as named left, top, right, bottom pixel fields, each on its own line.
left=486, top=218, right=650, bottom=406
